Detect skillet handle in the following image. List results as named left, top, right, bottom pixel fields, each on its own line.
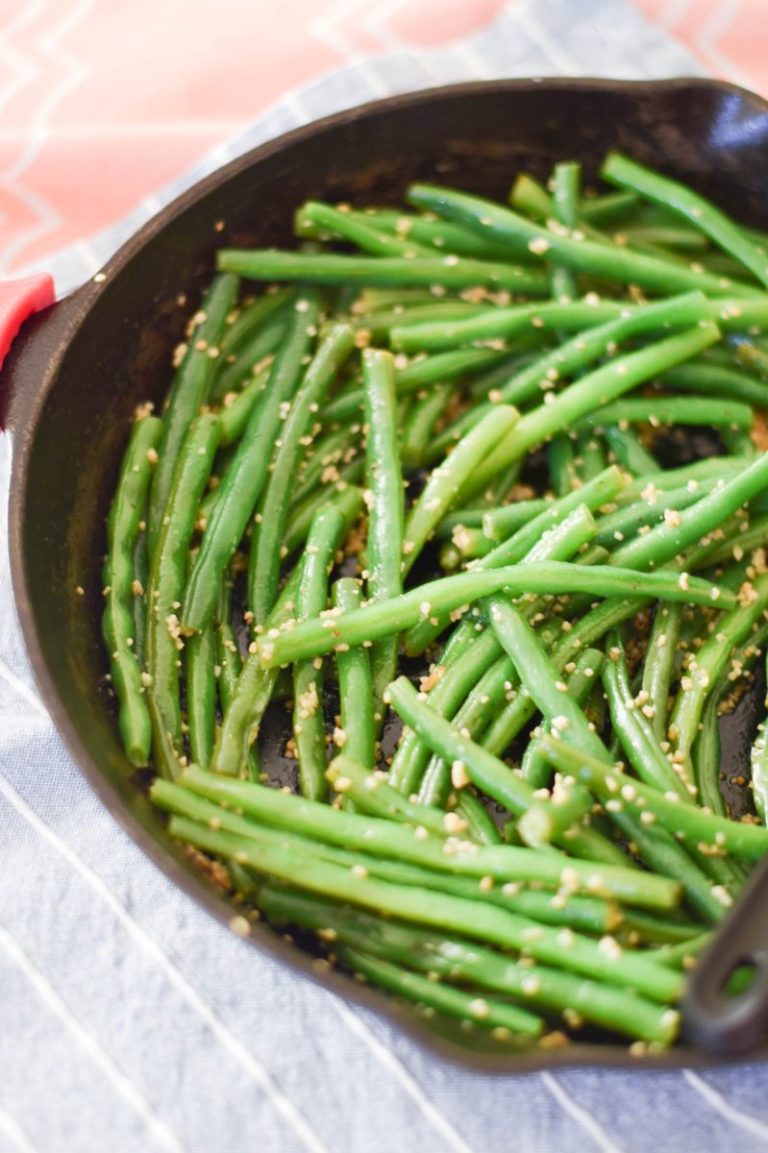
left=682, top=852, right=768, bottom=1055
left=0, top=273, right=56, bottom=430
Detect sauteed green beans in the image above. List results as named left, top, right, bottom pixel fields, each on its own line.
left=101, top=151, right=768, bottom=1054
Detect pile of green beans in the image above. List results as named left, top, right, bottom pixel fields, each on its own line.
left=101, top=151, right=768, bottom=1055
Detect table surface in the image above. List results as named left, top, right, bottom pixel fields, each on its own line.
left=3, top=3, right=768, bottom=1152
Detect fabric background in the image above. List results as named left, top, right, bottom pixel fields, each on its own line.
left=3, top=3, right=768, bottom=1151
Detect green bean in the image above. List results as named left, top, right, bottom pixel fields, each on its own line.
left=622, top=911, right=705, bottom=948
left=601, top=634, right=689, bottom=801
left=148, top=273, right=239, bottom=551
left=332, top=581, right=375, bottom=768
left=218, top=248, right=552, bottom=294
left=354, top=287, right=455, bottom=309
left=518, top=778, right=595, bottom=851
left=402, top=405, right=519, bottom=576
left=695, top=696, right=727, bottom=821
left=323, top=348, right=508, bottom=424
left=668, top=573, right=768, bottom=772
left=548, top=434, right=579, bottom=496
left=102, top=414, right=163, bottom=765
left=168, top=814, right=682, bottom=1000
left=284, top=477, right=365, bottom=557
left=687, top=509, right=768, bottom=571
left=619, top=457, right=745, bottom=500
left=213, top=485, right=362, bottom=780
left=217, top=359, right=272, bottom=446
left=611, top=453, right=768, bottom=572
left=292, top=505, right=346, bottom=801
left=258, top=888, right=677, bottom=1044
left=453, top=789, right=503, bottom=847
left=196, top=472, right=227, bottom=532
left=301, top=206, right=507, bottom=259
left=735, top=339, right=768, bottom=378
left=250, top=323, right=355, bottom=625
left=602, top=425, right=658, bottom=476
left=539, top=735, right=768, bottom=862
left=283, top=846, right=614, bottom=931
left=659, top=362, right=768, bottom=408
left=594, top=479, right=721, bottom=550
left=520, top=649, right=605, bottom=789
left=400, top=384, right=453, bottom=468
left=601, top=151, right=768, bottom=289
left=653, top=933, right=714, bottom=969
left=145, top=414, right=221, bottom=779
left=446, top=520, right=510, bottom=560
left=296, top=201, right=433, bottom=257
left=327, top=755, right=449, bottom=837
left=511, top=175, right=642, bottom=231
left=407, top=183, right=760, bottom=297
left=466, top=350, right=547, bottom=399
left=209, top=303, right=289, bottom=403
left=509, top=173, right=553, bottom=220
left=260, top=561, right=731, bottom=670
left=720, top=425, right=758, bottom=459
left=340, top=944, right=544, bottom=1037
left=291, top=427, right=353, bottom=504
left=550, top=161, right=581, bottom=302
left=182, top=288, right=321, bottom=632
left=583, top=396, right=751, bottom=433
left=575, top=434, right=607, bottom=483
left=215, top=287, right=292, bottom=364
left=173, top=766, right=681, bottom=908
left=576, top=396, right=754, bottom=433
left=439, top=537, right=477, bottom=569
left=362, top=348, right=404, bottom=725
left=464, top=323, right=722, bottom=496
left=349, top=302, right=488, bottom=341
left=392, top=299, right=627, bottom=354
left=214, top=577, right=241, bottom=713
left=210, top=567, right=300, bottom=777
left=185, top=615, right=217, bottom=769
left=581, top=189, right=641, bottom=225
left=488, top=603, right=610, bottom=764
left=131, top=531, right=150, bottom=668
left=434, top=500, right=548, bottom=541
left=621, top=226, right=711, bottom=253
left=642, top=603, right=683, bottom=742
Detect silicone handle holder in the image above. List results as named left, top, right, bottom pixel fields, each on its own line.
left=0, top=273, right=55, bottom=373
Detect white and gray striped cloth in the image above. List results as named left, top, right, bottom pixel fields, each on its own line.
left=4, top=2, right=768, bottom=1151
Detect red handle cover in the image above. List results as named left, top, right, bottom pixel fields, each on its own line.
left=0, top=273, right=55, bottom=373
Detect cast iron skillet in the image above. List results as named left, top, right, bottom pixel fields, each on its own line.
left=4, top=77, right=768, bottom=1071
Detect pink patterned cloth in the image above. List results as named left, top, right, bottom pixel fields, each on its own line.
left=635, top=0, right=768, bottom=95
left=0, top=0, right=764, bottom=280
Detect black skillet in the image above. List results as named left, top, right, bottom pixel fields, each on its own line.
left=4, top=77, right=768, bottom=1071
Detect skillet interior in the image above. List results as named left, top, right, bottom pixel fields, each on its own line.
left=7, top=77, right=768, bottom=1070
